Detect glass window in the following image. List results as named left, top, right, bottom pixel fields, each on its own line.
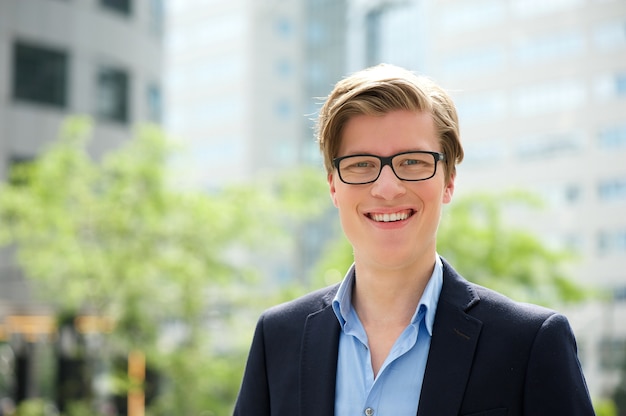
left=598, top=177, right=626, bottom=202
left=169, top=14, right=244, bottom=50
left=616, top=73, right=626, bottom=96
left=172, top=56, right=244, bottom=90
left=440, top=0, right=505, bottom=34
left=275, top=98, right=292, bottom=119
left=511, top=0, right=584, bottom=18
left=276, top=59, right=293, bottom=78
left=97, top=66, right=129, bottom=123
left=12, top=41, right=68, bottom=108
left=564, top=185, right=581, bottom=203
left=513, top=31, right=584, bottom=64
left=597, top=230, right=626, bottom=254
left=462, top=139, right=507, bottom=166
left=8, top=155, right=35, bottom=187
left=275, top=17, right=293, bottom=38
left=442, top=46, right=505, bottom=77
left=454, top=90, right=507, bottom=124
left=306, top=61, right=325, bottom=86
left=101, top=0, right=131, bottom=16
left=273, top=139, right=297, bottom=167
left=168, top=97, right=242, bottom=131
left=593, top=72, right=626, bottom=100
left=534, top=183, right=583, bottom=208
left=599, top=123, right=626, bottom=149
left=365, top=9, right=383, bottom=66
left=592, top=20, right=626, bottom=51
left=149, top=0, right=164, bottom=35
left=514, top=132, right=583, bottom=160
left=614, top=285, right=626, bottom=302
left=513, top=79, right=585, bottom=116
left=375, top=2, right=426, bottom=70
left=147, top=83, right=162, bottom=123
left=306, top=21, right=326, bottom=45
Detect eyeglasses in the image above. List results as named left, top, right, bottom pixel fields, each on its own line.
left=333, top=151, right=446, bottom=185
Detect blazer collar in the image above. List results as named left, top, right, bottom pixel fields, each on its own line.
left=417, top=258, right=483, bottom=416
left=298, top=260, right=483, bottom=416
left=300, top=285, right=341, bottom=416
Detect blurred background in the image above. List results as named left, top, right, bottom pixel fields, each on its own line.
left=0, top=0, right=625, bottom=414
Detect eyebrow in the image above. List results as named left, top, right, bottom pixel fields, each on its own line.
left=340, top=148, right=438, bottom=156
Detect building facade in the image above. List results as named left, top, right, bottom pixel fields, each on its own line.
left=165, top=0, right=348, bottom=282
left=165, top=0, right=348, bottom=190
left=0, top=0, right=164, bottom=176
left=0, top=0, right=164, bottom=401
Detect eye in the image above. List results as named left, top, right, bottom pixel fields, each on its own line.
left=403, top=158, right=423, bottom=166
left=395, top=153, right=435, bottom=172
left=342, top=157, right=378, bottom=171
left=398, top=156, right=427, bottom=167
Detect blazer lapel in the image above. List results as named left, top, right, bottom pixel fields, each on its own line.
left=300, top=290, right=341, bottom=416
left=417, top=260, right=483, bottom=416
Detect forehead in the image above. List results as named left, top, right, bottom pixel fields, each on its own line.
left=338, top=110, right=438, bottom=156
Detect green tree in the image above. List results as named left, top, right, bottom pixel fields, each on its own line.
left=437, top=190, right=589, bottom=305
left=612, top=347, right=626, bottom=416
left=594, top=398, right=618, bottom=416
left=0, top=116, right=318, bottom=414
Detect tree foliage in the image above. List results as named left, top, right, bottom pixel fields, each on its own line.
left=0, top=117, right=324, bottom=414
left=437, top=190, right=589, bottom=305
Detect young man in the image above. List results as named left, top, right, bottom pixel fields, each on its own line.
left=234, top=64, right=594, bottom=415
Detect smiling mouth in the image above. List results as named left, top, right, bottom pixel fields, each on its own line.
left=367, top=210, right=415, bottom=223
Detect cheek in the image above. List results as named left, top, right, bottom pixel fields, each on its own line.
left=333, top=188, right=353, bottom=212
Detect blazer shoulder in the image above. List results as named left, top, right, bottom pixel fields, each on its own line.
left=261, top=284, right=339, bottom=324
left=465, top=282, right=575, bottom=346
left=471, top=283, right=557, bottom=322
left=440, top=258, right=558, bottom=326
left=441, top=259, right=563, bottom=336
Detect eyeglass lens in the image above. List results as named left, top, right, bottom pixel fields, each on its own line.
left=337, top=152, right=440, bottom=184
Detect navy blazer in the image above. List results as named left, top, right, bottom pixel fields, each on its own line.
left=234, top=259, right=595, bottom=415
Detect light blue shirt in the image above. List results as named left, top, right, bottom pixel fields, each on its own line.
left=332, top=256, right=444, bottom=416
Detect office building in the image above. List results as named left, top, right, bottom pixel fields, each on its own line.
left=0, top=0, right=164, bottom=333
left=165, top=0, right=348, bottom=190
left=165, top=0, right=348, bottom=281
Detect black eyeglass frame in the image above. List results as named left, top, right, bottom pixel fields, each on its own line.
left=332, top=150, right=446, bottom=185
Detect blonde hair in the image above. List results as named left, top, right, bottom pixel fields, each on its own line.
left=316, top=64, right=463, bottom=184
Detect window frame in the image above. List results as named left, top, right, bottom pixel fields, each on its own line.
left=12, top=41, right=69, bottom=108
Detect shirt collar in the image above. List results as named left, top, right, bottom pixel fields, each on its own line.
left=332, top=255, right=444, bottom=336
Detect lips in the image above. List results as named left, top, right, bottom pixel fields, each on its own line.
left=367, top=209, right=415, bottom=223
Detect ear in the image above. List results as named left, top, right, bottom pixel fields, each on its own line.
left=442, top=173, right=455, bottom=204
left=328, top=172, right=339, bottom=208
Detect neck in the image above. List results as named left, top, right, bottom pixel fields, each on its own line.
left=351, top=253, right=436, bottom=327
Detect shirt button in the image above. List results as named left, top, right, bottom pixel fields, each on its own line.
left=364, top=408, right=374, bottom=416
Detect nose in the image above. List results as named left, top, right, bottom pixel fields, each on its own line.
left=371, top=165, right=406, bottom=200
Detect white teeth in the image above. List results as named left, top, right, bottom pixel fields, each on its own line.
left=371, top=212, right=409, bottom=222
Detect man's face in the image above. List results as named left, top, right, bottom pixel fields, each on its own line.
left=328, top=109, right=455, bottom=270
